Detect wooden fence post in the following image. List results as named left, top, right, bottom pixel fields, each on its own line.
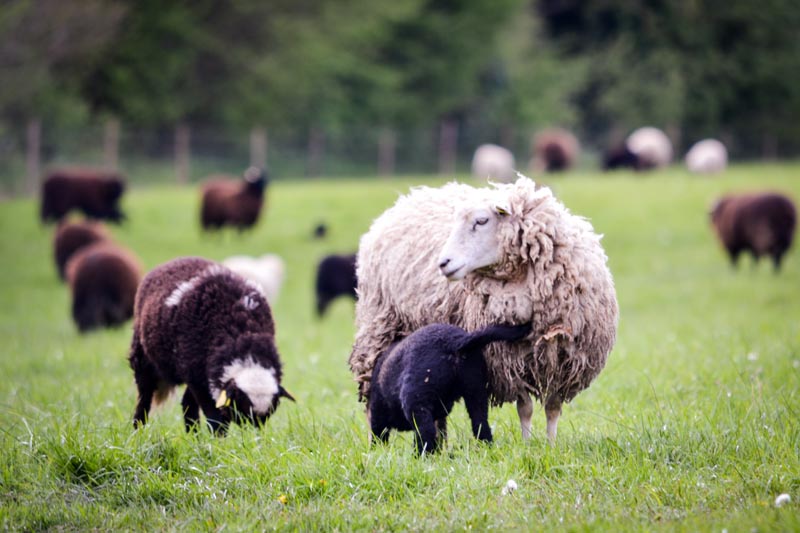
left=378, top=128, right=396, bottom=177
left=104, top=118, right=120, bottom=170
left=250, top=126, right=268, bottom=169
left=175, top=124, right=190, bottom=184
left=26, top=118, right=41, bottom=195
left=438, top=119, right=458, bottom=176
left=307, top=126, right=324, bottom=177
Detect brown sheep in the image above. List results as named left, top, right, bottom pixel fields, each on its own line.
left=710, top=192, right=797, bottom=271
left=530, top=128, right=580, bottom=173
left=53, top=220, right=110, bottom=280
left=129, top=257, right=294, bottom=434
left=66, top=242, right=142, bottom=333
left=40, top=167, right=126, bottom=224
left=200, top=167, right=268, bottom=232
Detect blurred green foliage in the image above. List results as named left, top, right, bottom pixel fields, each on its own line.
left=1, top=0, right=799, bottom=154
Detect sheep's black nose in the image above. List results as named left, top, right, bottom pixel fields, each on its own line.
left=439, top=258, right=450, bottom=268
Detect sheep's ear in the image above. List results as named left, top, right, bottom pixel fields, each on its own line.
left=495, top=205, right=511, bottom=216
left=279, top=386, right=296, bottom=402
left=215, top=389, right=232, bottom=409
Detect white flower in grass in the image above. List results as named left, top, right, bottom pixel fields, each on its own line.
left=502, top=479, right=518, bottom=495
left=775, top=493, right=791, bottom=507
left=746, top=352, right=758, bottom=361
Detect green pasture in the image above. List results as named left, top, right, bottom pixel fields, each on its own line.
left=1, top=166, right=798, bottom=531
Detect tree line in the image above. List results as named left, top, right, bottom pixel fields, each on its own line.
left=2, top=0, right=799, bottom=157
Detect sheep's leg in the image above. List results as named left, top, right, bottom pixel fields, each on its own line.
left=434, top=417, right=448, bottom=447
left=130, top=337, right=156, bottom=428
left=181, top=389, right=201, bottom=432
left=193, top=387, right=229, bottom=436
left=410, top=409, right=438, bottom=455
left=516, top=394, right=534, bottom=440
left=545, top=398, right=562, bottom=445
left=463, top=391, right=492, bottom=444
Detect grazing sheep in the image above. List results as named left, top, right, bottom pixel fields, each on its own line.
left=222, top=254, right=285, bottom=304
left=471, top=144, right=516, bottom=183
left=350, top=175, right=618, bottom=442
left=200, top=167, right=268, bottom=232
left=129, top=257, right=294, bottom=433
left=66, top=241, right=142, bottom=333
left=625, top=127, right=673, bottom=169
left=40, top=167, right=126, bottom=224
left=710, top=192, right=796, bottom=271
left=686, top=139, right=728, bottom=174
left=602, top=144, right=640, bottom=171
left=530, top=128, right=580, bottom=173
left=315, top=253, right=357, bottom=317
left=369, top=322, right=531, bottom=455
left=313, top=222, right=328, bottom=239
left=53, top=220, right=110, bottom=280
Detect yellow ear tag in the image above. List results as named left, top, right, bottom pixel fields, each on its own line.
left=496, top=206, right=510, bottom=216
left=215, top=390, right=231, bottom=409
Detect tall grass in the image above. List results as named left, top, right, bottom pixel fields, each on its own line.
left=1, top=166, right=798, bottom=530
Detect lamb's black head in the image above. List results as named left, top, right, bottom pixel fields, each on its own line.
left=211, top=334, right=294, bottom=426
left=243, top=166, right=268, bottom=193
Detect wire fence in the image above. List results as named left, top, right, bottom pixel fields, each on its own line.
left=0, top=119, right=555, bottom=196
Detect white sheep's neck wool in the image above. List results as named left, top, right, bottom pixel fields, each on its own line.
left=164, top=264, right=228, bottom=307
left=217, top=357, right=278, bottom=415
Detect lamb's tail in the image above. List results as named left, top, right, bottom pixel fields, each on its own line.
left=458, top=322, right=532, bottom=354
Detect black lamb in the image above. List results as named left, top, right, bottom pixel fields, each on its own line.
left=368, top=322, right=531, bottom=455
left=129, top=257, right=294, bottom=434
left=315, top=253, right=357, bottom=316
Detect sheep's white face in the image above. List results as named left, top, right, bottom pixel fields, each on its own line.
left=438, top=205, right=507, bottom=280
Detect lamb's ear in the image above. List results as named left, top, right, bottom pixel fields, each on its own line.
left=279, top=386, right=296, bottom=402
left=215, top=389, right=232, bottom=409
left=495, top=205, right=511, bottom=216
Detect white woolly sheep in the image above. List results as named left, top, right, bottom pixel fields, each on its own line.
left=686, top=139, right=728, bottom=174
left=222, top=254, right=285, bottom=304
left=626, top=127, right=673, bottom=169
left=349, top=175, right=618, bottom=442
left=471, top=144, right=516, bottom=183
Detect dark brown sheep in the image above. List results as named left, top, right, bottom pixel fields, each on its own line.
left=200, top=167, right=268, bottom=232
left=40, top=167, right=126, bottom=224
left=710, top=192, right=797, bottom=271
left=129, top=257, right=294, bottom=434
left=53, top=220, right=110, bottom=280
left=66, top=241, right=142, bottom=333
left=530, top=128, right=580, bottom=173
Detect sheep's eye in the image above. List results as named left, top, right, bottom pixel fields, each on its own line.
left=475, top=217, right=489, bottom=226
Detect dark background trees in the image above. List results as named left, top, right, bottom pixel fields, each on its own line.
left=2, top=0, right=799, bottom=158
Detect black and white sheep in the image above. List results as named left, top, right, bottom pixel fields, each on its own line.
left=315, top=253, right=357, bottom=317
left=66, top=241, right=142, bottom=333
left=350, top=176, right=618, bottom=443
left=40, top=167, right=126, bottom=224
left=530, top=128, right=580, bottom=173
left=471, top=144, right=516, bottom=183
left=710, top=192, right=796, bottom=271
left=369, top=322, right=531, bottom=455
left=603, top=127, right=673, bottom=171
left=53, top=220, right=110, bottom=280
left=200, top=167, right=268, bottom=231
left=129, top=257, right=294, bottom=433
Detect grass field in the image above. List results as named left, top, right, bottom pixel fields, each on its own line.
left=1, top=165, right=799, bottom=531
